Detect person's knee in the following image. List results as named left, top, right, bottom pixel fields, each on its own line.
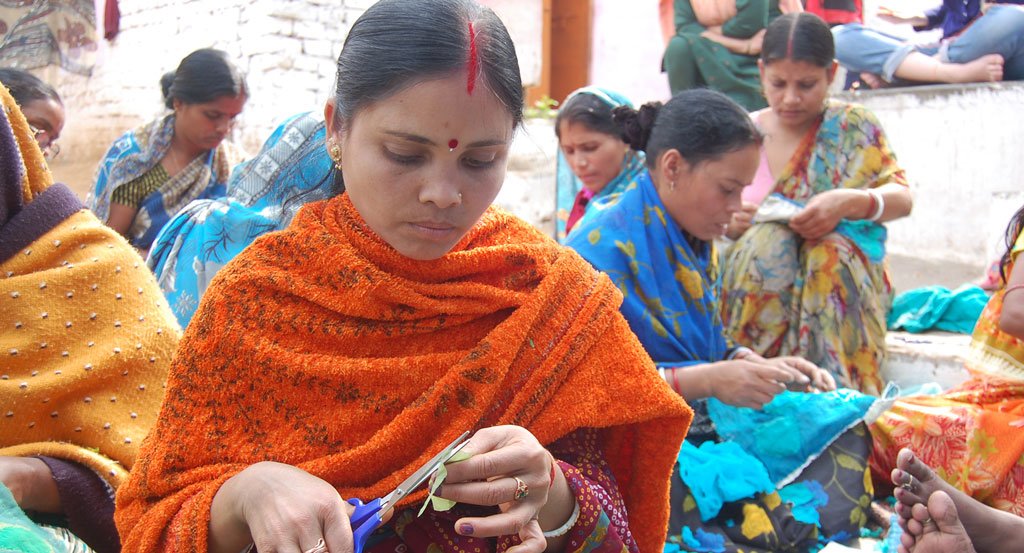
left=665, top=36, right=694, bottom=67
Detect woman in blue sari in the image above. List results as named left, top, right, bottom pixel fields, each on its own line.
left=88, top=49, right=247, bottom=253
left=554, top=87, right=646, bottom=241
left=148, top=112, right=335, bottom=326
left=568, top=90, right=886, bottom=552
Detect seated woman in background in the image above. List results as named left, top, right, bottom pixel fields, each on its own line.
left=721, top=12, right=913, bottom=395
left=663, top=0, right=802, bottom=111
left=0, top=84, right=180, bottom=552
left=0, top=68, right=64, bottom=160
left=554, top=87, right=645, bottom=241
left=871, top=205, right=1024, bottom=517
left=833, top=1, right=1024, bottom=88
left=115, top=1, right=692, bottom=552
left=88, top=48, right=247, bottom=253
left=148, top=112, right=333, bottom=326
left=567, top=89, right=877, bottom=553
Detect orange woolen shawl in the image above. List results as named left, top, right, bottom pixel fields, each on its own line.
left=116, top=193, right=692, bottom=553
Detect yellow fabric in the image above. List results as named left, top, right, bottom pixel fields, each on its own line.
left=966, top=231, right=1024, bottom=379
left=0, top=83, right=51, bottom=204
left=0, top=82, right=181, bottom=489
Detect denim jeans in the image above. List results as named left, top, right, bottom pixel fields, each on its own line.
left=832, top=4, right=1024, bottom=81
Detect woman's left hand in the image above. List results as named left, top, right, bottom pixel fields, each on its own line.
left=788, top=189, right=857, bottom=240
left=438, top=426, right=566, bottom=553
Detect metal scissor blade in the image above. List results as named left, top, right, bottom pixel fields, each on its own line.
left=381, top=430, right=471, bottom=508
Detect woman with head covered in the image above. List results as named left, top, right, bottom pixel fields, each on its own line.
left=0, top=83, right=181, bottom=551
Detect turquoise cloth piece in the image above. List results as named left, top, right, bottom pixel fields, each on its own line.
left=708, top=389, right=877, bottom=486
left=888, top=284, right=989, bottom=334
left=680, top=527, right=726, bottom=553
left=0, top=483, right=62, bottom=552
left=778, top=480, right=829, bottom=526
left=677, top=440, right=774, bottom=521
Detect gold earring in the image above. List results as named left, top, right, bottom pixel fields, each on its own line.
left=328, top=139, right=343, bottom=170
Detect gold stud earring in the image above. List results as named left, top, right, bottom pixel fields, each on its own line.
left=328, top=139, right=343, bottom=170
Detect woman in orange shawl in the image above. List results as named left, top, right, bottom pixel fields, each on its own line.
left=115, top=2, right=692, bottom=553
left=0, top=81, right=181, bottom=551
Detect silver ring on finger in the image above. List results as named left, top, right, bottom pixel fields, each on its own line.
left=304, top=538, right=328, bottom=553
left=512, top=476, right=529, bottom=501
left=901, top=474, right=914, bottom=491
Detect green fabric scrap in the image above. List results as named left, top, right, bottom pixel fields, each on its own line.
left=418, top=450, right=473, bottom=516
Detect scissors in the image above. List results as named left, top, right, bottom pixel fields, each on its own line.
left=346, top=431, right=471, bottom=552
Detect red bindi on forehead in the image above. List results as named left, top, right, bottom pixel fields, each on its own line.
left=466, top=21, right=478, bottom=95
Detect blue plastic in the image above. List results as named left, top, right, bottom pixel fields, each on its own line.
left=347, top=497, right=384, bottom=553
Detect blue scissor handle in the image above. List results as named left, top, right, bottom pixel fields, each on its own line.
left=347, top=497, right=383, bottom=553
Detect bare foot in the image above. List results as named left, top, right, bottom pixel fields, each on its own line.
left=936, top=54, right=1005, bottom=83
left=891, top=448, right=1013, bottom=553
left=860, top=72, right=887, bottom=89
left=900, top=491, right=977, bottom=553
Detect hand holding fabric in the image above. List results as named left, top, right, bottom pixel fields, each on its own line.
left=210, top=461, right=356, bottom=553
left=438, top=425, right=564, bottom=553
left=708, top=359, right=794, bottom=409
left=744, top=353, right=837, bottom=392
left=726, top=201, right=759, bottom=239
left=788, top=189, right=857, bottom=240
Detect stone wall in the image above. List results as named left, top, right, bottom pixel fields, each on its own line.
left=45, top=0, right=543, bottom=196
left=840, top=82, right=1024, bottom=267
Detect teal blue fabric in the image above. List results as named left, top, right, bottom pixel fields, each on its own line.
left=888, top=284, right=989, bottom=334
left=778, top=481, right=829, bottom=526
left=677, top=440, right=774, bottom=521
left=0, top=484, right=61, bottom=552
left=707, top=389, right=877, bottom=486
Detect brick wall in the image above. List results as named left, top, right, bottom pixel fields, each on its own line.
left=48, top=0, right=367, bottom=185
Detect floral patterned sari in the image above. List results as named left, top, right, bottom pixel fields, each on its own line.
left=870, top=230, right=1024, bottom=515
left=721, top=100, right=908, bottom=395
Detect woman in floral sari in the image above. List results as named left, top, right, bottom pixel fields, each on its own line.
left=721, top=13, right=913, bottom=395
left=554, top=87, right=646, bottom=241
left=88, top=48, right=247, bottom=253
left=871, top=205, right=1024, bottom=516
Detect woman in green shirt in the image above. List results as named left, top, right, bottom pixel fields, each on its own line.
left=664, top=0, right=800, bottom=110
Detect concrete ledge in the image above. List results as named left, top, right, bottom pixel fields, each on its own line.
left=837, top=81, right=1024, bottom=268
left=883, top=330, right=971, bottom=391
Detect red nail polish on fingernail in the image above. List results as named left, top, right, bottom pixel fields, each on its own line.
left=459, top=523, right=474, bottom=535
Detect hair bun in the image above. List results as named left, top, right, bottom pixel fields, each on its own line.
left=613, top=101, right=662, bottom=152
left=160, top=71, right=175, bottom=105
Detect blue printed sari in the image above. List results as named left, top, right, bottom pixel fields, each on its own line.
left=147, top=112, right=334, bottom=327
left=555, top=87, right=646, bottom=242
left=88, top=115, right=241, bottom=250
left=568, top=172, right=878, bottom=551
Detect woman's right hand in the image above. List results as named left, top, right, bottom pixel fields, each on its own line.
left=210, top=461, right=355, bottom=553
left=708, top=360, right=791, bottom=409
